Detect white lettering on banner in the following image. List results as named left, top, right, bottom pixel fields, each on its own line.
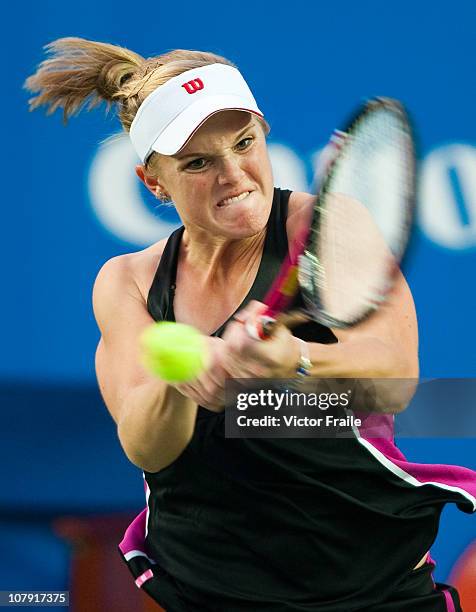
left=419, top=144, right=476, bottom=249
left=88, top=135, right=476, bottom=251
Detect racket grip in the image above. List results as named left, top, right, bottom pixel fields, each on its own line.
left=246, top=315, right=277, bottom=340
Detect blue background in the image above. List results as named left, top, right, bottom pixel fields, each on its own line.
left=2, top=0, right=475, bottom=599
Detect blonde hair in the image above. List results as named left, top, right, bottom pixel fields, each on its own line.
left=24, top=37, right=236, bottom=169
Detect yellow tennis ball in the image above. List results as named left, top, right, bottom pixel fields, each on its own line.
left=140, top=322, right=208, bottom=383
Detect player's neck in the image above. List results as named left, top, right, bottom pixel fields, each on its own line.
left=180, top=228, right=266, bottom=287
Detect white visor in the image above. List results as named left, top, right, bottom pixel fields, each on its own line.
left=129, top=63, right=265, bottom=162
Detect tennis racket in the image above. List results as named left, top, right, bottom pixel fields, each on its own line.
left=250, top=97, right=416, bottom=339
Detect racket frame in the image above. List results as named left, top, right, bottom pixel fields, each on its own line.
left=261, top=97, right=417, bottom=335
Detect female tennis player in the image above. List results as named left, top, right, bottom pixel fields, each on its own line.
left=25, top=38, right=475, bottom=611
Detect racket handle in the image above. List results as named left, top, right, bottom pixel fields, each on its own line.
left=245, top=310, right=310, bottom=340
left=246, top=315, right=277, bottom=340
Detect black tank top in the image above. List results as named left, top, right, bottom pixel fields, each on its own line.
left=147, top=187, right=335, bottom=342
left=143, top=188, right=473, bottom=611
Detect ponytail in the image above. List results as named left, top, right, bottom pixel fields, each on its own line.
left=25, top=37, right=144, bottom=123
left=25, top=37, right=235, bottom=164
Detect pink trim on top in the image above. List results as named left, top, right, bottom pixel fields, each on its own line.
left=442, top=589, right=456, bottom=612
left=118, top=508, right=148, bottom=555
left=427, top=553, right=437, bottom=589
left=135, top=569, right=154, bottom=589
left=359, top=435, right=476, bottom=509
left=421, top=552, right=438, bottom=588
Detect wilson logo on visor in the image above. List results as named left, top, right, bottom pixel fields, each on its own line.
left=181, top=78, right=204, bottom=94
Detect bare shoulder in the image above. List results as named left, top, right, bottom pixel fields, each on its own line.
left=125, top=239, right=169, bottom=301
left=288, top=190, right=315, bottom=215
left=93, top=238, right=168, bottom=326
left=286, top=191, right=315, bottom=244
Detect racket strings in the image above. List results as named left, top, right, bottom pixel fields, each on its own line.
left=308, top=105, right=414, bottom=324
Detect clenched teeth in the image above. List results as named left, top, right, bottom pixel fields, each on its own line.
left=218, top=191, right=250, bottom=207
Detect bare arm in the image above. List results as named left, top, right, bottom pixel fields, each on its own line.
left=288, top=191, right=419, bottom=378
left=93, top=255, right=198, bottom=473
left=307, top=270, right=419, bottom=413
left=224, top=273, right=418, bottom=413
left=223, top=191, right=419, bottom=412
left=308, top=270, right=419, bottom=380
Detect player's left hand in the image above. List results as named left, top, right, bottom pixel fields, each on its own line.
left=222, top=300, right=301, bottom=379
